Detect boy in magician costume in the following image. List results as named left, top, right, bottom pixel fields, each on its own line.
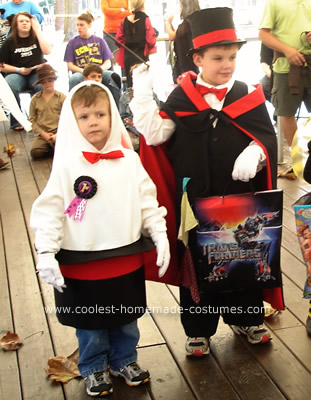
left=130, top=8, right=284, bottom=357
left=30, top=81, right=170, bottom=397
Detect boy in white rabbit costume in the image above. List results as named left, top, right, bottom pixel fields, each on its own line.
left=30, top=81, right=170, bottom=397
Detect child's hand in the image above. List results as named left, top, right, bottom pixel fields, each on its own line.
left=151, top=232, right=170, bottom=277
left=232, top=144, right=265, bottom=182
left=131, top=63, right=153, bottom=99
left=36, top=253, right=66, bottom=292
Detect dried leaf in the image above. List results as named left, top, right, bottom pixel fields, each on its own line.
left=3, top=144, right=16, bottom=158
left=45, top=354, right=81, bottom=383
left=0, top=331, right=23, bottom=351
left=264, top=301, right=279, bottom=318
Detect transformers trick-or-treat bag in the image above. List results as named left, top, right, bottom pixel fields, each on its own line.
left=195, top=190, right=283, bottom=293
left=293, top=193, right=311, bottom=299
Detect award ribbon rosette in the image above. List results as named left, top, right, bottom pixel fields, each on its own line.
left=194, top=190, right=283, bottom=292
left=64, top=176, right=97, bottom=221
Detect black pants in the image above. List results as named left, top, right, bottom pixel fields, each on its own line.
left=180, top=285, right=264, bottom=338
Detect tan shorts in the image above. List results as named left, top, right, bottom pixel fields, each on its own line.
left=271, top=69, right=311, bottom=116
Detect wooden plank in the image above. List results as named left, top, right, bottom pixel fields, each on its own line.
left=146, top=281, right=241, bottom=400
left=281, top=247, right=306, bottom=291
left=282, top=275, right=309, bottom=325
left=0, top=208, right=21, bottom=400
left=211, top=321, right=286, bottom=400
left=0, top=128, right=64, bottom=400
left=282, top=226, right=304, bottom=262
left=164, top=287, right=285, bottom=399
left=242, top=326, right=311, bottom=400
left=138, top=345, right=195, bottom=400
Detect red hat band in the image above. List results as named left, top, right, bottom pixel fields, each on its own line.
left=193, top=29, right=238, bottom=49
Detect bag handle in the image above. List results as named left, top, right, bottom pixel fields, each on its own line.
left=222, top=179, right=255, bottom=199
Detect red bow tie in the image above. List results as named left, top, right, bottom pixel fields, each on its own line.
left=196, top=84, right=227, bottom=101
left=82, top=150, right=124, bottom=164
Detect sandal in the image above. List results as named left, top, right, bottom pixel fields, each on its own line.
left=12, top=126, right=24, bottom=131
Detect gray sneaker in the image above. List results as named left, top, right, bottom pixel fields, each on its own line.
left=185, top=337, right=210, bottom=357
left=84, top=370, right=113, bottom=397
left=110, top=362, right=150, bottom=386
left=231, top=324, right=271, bottom=344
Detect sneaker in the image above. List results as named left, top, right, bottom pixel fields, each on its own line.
left=231, top=324, right=271, bottom=344
left=185, top=337, right=210, bottom=357
left=84, top=370, right=113, bottom=397
left=307, top=317, right=311, bottom=336
left=110, top=362, right=150, bottom=386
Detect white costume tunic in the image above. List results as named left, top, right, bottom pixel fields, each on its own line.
left=30, top=81, right=167, bottom=329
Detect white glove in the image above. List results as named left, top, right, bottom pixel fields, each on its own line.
left=232, top=144, right=265, bottom=182
left=132, top=62, right=153, bottom=101
left=151, top=232, right=170, bottom=277
left=36, top=253, right=66, bottom=293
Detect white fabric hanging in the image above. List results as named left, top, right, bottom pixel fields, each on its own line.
left=0, top=73, right=32, bottom=132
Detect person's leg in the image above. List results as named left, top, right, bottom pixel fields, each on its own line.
left=102, top=71, right=121, bottom=108
left=76, top=328, right=110, bottom=376
left=76, top=328, right=113, bottom=396
left=69, top=72, right=83, bottom=91
left=5, top=73, right=27, bottom=129
left=280, top=115, right=297, bottom=146
left=108, top=320, right=139, bottom=370
left=104, top=32, right=118, bottom=54
left=30, top=135, right=53, bottom=160
left=272, top=72, right=303, bottom=176
left=109, top=320, right=150, bottom=386
left=222, top=287, right=271, bottom=344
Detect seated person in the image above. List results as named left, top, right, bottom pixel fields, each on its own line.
left=0, top=11, right=51, bottom=130
left=29, top=64, right=66, bottom=160
left=83, top=63, right=102, bottom=82
left=64, top=10, right=121, bottom=107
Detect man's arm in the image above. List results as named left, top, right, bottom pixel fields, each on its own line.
left=259, top=28, right=305, bottom=66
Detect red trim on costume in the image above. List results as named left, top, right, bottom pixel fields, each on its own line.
left=181, top=73, right=211, bottom=111
left=59, top=253, right=143, bottom=280
left=229, top=119, right=273, bottom=190
left=223, top=84, right=266, bottom=119
left=159, top=110, right=199, bottom=119
left=193, top=29, right=238, bottom=49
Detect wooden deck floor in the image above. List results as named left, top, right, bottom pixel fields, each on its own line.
left=1, top=120, right=311, bottom=400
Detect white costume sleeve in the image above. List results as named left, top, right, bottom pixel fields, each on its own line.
left=129, top=63, right=176, bottom=146
left=30, top=170, right=65, bottom=254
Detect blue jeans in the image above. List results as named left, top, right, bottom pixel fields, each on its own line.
left=5, top=72, right=41, bottom=129
left=76, top=320, right=139, bottom=377
left=103, top=32, right=118, bottom=53
left=69, top=71, right=121, bottom=108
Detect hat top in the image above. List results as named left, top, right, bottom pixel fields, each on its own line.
left=187, top=7, right=246, bottom=54
left=36, top=64, right=57, bottom=81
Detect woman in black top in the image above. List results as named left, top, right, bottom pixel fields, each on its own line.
left=165, top=0, right=200, bottom=83
left=0, top=11, right=51, bottom=129
left=115, top=0, right=157, bottom=88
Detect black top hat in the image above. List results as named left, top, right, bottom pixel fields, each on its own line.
left=33, top=64, right=57, bottom=86
left=187, top=8, right=246, bottom=55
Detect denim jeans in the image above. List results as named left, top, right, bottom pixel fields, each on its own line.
left=5, top=72, right=41, bottom=129
left=76, top=319, right=139, bottom=377
left=103, top=32, right=118, bottom=53
left=69, top=71, right=121, bottom=108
